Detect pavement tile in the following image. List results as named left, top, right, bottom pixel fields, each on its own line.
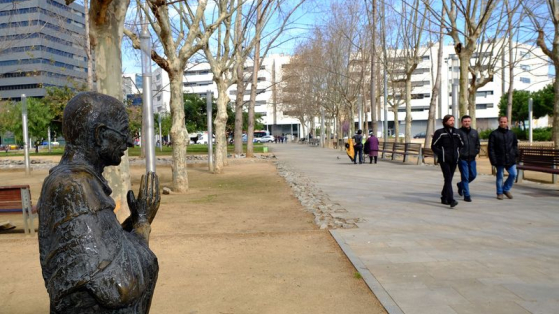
left=273, top=144, right=559, bottom=314
left=450, top=301, right=531, bottom=314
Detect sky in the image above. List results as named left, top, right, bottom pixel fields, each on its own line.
left=121, top=0, right=325, bottom=75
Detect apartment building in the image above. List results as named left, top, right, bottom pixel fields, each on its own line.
left=379, top=42, right=551, bottom=134
left=149, top=54, right=301, bottom=137
left=0, top=0, right=88, bottom=100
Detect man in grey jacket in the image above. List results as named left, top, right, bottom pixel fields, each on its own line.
left=456, top=115, right=480, bottom=202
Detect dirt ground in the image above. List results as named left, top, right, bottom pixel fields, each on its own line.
left=0, top=158, right=386, bottom=314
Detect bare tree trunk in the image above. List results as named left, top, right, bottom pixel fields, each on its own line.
left=214, top=80, right=229, bottom=173
left=426, top=39, right=444, bottom=147
left=468, top=88, right=477, bottom=128
left=393, top=109, right=399, bottom=141
left=246, top=1, right=261, bottom=156
left=458, top=53, right=470, bottom=117
left=169, top=75, right=189, bottom=191
left=84, top=0, right=93, bottom=91
left=233, top=5, right=244, bottom=155
left=246, top=2, right=262, bottom=158
left=89, top=0, right=131, bottom=222
left=233, top=78, right=245, bottom=155
left=405, top=78, right=412, bottom=142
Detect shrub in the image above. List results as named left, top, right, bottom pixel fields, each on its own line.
left=478, top=128, right=493, bottom=140
left=532, top=127, right=553, bottom=141
left=511, top=127, right=527, bottom=140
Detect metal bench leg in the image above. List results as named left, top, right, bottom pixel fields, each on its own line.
left=20, top=188, right=34, bottom=235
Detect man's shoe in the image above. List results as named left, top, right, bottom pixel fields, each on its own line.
left=450, top=200, right=458, bottom=208
left=504, top=191, right=513, bottom=199
left=497, top=194, right=504, bottom=200
left=457, top=183, right=463, bottom=196
left=464, top=196, right=472, bottom=202
left=441, top=197, right=449, bottom=205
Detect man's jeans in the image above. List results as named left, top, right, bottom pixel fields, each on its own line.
left=458, top=159, right=477, bottom=197
left=496, top=164, right=517, bottom=195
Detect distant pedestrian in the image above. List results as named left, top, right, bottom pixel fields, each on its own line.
left=456, top=115, right=480, bottom=202
left=488, top=116, right=518, bottom=200
left=352, top=129, right=364, bottom=164
left=431, top=115, right=463, bottom=208
left=364, top=131, right=379, bottom=164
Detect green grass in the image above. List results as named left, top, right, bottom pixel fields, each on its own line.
left=2, top=143, right=267, bottom=157
left=353, top=272, right=363, bottom=279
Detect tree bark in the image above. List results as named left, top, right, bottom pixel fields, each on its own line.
left=233, top=3, right=244, bottom=155
left=214, top=80, right=230, bottom=173
left=246, top=2, right=262, bottom=158
left=168, top=74, right=189, bottom=191
left=405, top=78, right=412, bottom=142
left=84, top=0, right=93, bottom=91
left=426, top=38, right=444, bottom=147
left=88, top=0, right=131, bottom=222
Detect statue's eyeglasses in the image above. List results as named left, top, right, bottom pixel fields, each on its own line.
left=103, top=125, right=129, bottom=142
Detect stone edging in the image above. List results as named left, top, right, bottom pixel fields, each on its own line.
left=275, top=161, right=363, bottom=229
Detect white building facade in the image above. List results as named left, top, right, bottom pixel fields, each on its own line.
left=378, top=42, right=551, bottom=135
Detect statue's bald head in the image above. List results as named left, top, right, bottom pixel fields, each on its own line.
left=63, top=92, right=129, bottom=148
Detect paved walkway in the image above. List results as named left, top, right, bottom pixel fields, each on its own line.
left=271, top=143, right=559, bottom=314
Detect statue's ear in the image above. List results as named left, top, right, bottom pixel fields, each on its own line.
left=95, top=124, right=106, bottom=146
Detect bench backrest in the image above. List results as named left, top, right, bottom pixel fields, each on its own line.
left=394, top=143, right=406, bottom=152
left=519, top=148, right=559, bottom=168
left=0, top=185, right=32, bottom=213
left=405, top=143, right=422, bottom=154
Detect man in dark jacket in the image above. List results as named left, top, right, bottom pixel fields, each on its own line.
left=352, top=129, right=364, bottom=164
left=431, top=115, right=463, bottom=208
left=488, top=116, right=518, bottom=200
left=456, top=115, right=480, bottom=202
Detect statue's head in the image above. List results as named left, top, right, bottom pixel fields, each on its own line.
left=63, top=92, right=133, bottom=166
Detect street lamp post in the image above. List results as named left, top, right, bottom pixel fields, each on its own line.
left=158, top=111, right=163, bottom=152
left=528, top=98, right=533, bottom=145
left=141, top=26, right=156, bottom=173
left=21, top=94, right=30, bottom=175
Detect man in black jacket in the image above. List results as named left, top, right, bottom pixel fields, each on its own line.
left=456, top=115, right=480, bottom=202
left=488, top=116, right=518, bottom=200
left=353, top=129, right=364, bottom=164
left=431, top=115, right=464, bottom=208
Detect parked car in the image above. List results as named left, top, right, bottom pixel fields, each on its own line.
left=413, top=132, right=426, bottom=139
left=390, top=133, right=405, bottom=138
left=255, top=135, right=275, bottom=143
left=199, top=133, right=215, bottom=144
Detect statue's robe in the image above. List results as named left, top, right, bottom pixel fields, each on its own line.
left=38, top=164, right=158, bottom=313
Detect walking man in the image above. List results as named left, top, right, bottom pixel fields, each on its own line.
left=488, top=116, right=518, bottom=200
left=353, top=129, right=364, bottom=164
left=431, top=115, right=463, bottom=208
left=456, top=115, right=480, bottom=202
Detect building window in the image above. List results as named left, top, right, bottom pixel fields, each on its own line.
left=520, top=64, right=531, bottom=71
left=476, top=91, right=493, bottom=97
left=157, top=95, right=162, bottom=101
left=520, top=77, right=531, bottom=84
left=156, top=74, right=161, bottom=81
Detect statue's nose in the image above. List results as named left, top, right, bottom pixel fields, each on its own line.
left=127, top=136, right=135, bottom=148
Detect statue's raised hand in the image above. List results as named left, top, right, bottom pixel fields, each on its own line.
left=123, top=172, right=160, bottom=241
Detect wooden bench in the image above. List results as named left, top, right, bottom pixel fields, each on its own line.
left=421, top=147, right=438, bottom=165
left=404, top=143, right=423, bottom=164
left=308, top=138, right=320, bottom=146
left=380, top=142, right=393, bottom=159
left=391, top=143, right=407, bottom=161
left=516, top=148, right=559, bottom=184
left=0, top=185, right=37, bottom=235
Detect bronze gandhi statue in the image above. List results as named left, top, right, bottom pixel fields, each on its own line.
left=38, top=92, right=160, bottom=313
